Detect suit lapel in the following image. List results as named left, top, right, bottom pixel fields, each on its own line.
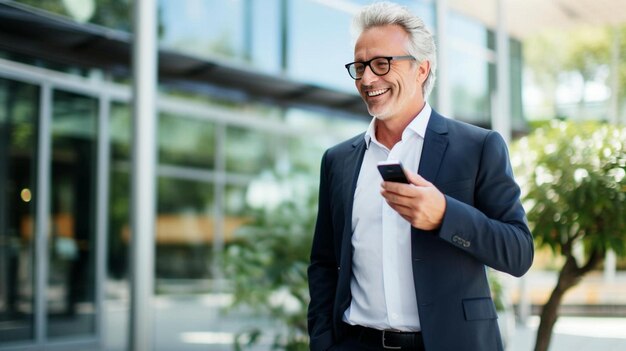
left=343, top=135, right=367, bottom=226
left=332, top=134, right=366, bottom=318
left=418, top=111, right=449, bottom=183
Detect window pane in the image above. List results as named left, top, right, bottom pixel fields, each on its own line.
left=288, top=137, right=326, bottom=174
left=288, top=0, right=354, bottom=92
left=225, top=126, right=276, bottom=175
left=108, top=103, right=130, bottom=281
left=160, top=0, right=244, bottom=61
left=449, top=45, right=490, bottom=124
left=250, top=0, right=281, bottom=73
left=47, top=90, right=98, bottom=338
left=15, top=0, right=132, bottom=32
left=224, top=184, right=250, bottom=243
left=156, top=178, right=215, bottom=287
left=0, top=78, right=38, bottom=343
left=158, top=113, right=215, bottom=169
left=448, top=13, right=491, bottom=125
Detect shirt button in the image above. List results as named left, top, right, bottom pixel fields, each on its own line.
left=392, top=313, right=399, bottom=319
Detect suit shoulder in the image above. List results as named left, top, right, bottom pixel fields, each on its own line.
left=444, top=117, right=492, bottom=140
left=325, top=132, right=365, bottom=159
left=438, top=117, right=510, bottom=152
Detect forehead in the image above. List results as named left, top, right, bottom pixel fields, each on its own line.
left=354, top=24, right=409, bottom=59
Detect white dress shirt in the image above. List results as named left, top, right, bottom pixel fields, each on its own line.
left=343, top=103, right=432, bottom=331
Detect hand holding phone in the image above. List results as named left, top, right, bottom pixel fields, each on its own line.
left=377, top=160, right=410, bottom=184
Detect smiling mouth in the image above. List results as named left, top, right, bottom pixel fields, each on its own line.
left=367, top=88, right=389, bottom=97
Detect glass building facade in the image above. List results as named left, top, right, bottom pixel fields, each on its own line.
left=0, top=1, right=524, bottom=350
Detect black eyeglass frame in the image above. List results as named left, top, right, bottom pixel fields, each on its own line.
left=344, top=55, right=416, bottom=80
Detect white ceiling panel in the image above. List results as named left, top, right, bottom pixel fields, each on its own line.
left=450, top=0, right=626, bottom=39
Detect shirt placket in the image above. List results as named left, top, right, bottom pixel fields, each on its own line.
left=382, top=144, right=404, bottom=326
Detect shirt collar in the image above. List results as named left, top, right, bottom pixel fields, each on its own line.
left=364, top=102, right=432, bottom=148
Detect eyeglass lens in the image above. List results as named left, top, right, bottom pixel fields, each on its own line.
left=349, top=58, right=391, bottom=79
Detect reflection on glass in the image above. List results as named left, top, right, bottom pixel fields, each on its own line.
left=156, top=178, right=215, bottom=286
left=225, top=126, right=275, bottom=175
left=14, top=0, right=133, bottom=32
left=288, top=0, right=354, bottom=91
left=0, top=78, right=38, bottom=343
left=223, top=184, right=252, bottom=254
left=158, top=113, right=215, bottom=169
left=449, top=11, right=488, bottom=48
left=509, top=39, right=525, bottom=129
left=112, top=106, right=222, bottom=294
left=448, top=12, right=491, bottom=125
left=250, top=0, right=281, bottom=72
left=160, top=0, right=244, bottom=60
left=450, top=44, right=490, bottom=124
left=288, top=137, right=326, bottom=174
left=47, top=90, right=98, bottom=338
left=108, top=103, right=130, bottom=282
left=284, top=108, right=367, bottom=173
left=103, top=102, right=131, bottom=347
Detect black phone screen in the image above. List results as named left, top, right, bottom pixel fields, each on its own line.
left=377, top=162, right=409, bottom=184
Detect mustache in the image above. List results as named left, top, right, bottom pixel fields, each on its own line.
left=359, top=83, right=386, bottom=90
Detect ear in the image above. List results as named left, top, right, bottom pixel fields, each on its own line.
left=416, top=60, right=430, bottom=86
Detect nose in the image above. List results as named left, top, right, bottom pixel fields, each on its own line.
left=360, top=65, right=378, bottom=85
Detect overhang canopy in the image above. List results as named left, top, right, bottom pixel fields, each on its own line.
left=3, top=1, right=624, bottom=118
left=0, top=2, right=367, bottom=116
left=450, top=0, right=626, bottom=39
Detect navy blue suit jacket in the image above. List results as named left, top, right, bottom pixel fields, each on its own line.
left=307, top=111, right=534, bottom=351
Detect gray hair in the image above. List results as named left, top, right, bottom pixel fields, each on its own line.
left=352, top=1, right=437, bottom=99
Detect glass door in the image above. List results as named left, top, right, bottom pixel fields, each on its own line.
left=0, top=60, right=107, bottom=350
left=0, top=78, right=39, bottom=344
left=46, top=90, right=98, bottom=339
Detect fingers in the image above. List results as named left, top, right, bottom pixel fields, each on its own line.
left=381, top=170, right=432, bottom=192
left=379, top=168, right=433, bottom=208
left=406, top=172, right=432, bottom=187
left=380, top=188, right=408, bottom=207
left=380, top=169, right=446, bottom=230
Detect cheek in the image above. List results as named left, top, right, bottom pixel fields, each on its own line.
left=400, top=77, right=418, bottom=94
left=355, top=81, right=361, bottom=92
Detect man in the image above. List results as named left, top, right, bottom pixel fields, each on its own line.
left=307, top=2, right=534, bottom=351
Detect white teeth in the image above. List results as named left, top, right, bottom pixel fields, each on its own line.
left=367, top=88, right=389, bottom=97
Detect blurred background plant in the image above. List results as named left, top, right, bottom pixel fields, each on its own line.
left=511, top=121, right=626, bottom=351
left=223, top=171, right=318, bottom=351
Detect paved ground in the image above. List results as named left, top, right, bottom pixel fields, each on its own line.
left=98, top=271, right=626, bottom=351
left=501, top=270, right=626, bottom=350
left=101, top=296, right=626, bottom=351
left=509, top=316, right=626, bottom=351
left=5, top=271, right=625, bottom=350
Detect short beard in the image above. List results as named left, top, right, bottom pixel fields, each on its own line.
left=370, top=107, right=392, bottom=121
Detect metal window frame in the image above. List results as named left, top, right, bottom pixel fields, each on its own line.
left=0, top=60, right=105, bottom=351
left=0, top=52, right=364, bottom=351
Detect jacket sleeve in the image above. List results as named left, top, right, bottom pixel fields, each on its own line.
left=307, top=151, right=338, bottom=351
left=438, top=131, right=534, bottom=277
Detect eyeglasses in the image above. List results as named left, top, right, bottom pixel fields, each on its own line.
left=344, top=55, right=415, bottom=80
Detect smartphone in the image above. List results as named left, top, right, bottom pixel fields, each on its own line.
left=377, top=160, right=410, bottom=184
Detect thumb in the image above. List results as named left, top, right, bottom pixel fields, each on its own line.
left=407, top=172, right=432, bottom=187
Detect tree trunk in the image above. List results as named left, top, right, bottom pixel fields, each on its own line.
left=534, top=250, right=603, bottom=351
left=533, top=255, right=578, bottom=351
